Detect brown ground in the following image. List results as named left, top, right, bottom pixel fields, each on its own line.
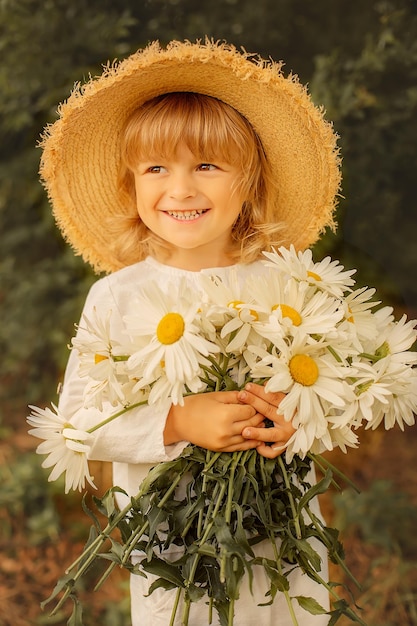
left=1, top=422, right=416, bottom=626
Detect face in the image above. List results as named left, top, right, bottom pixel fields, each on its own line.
left=133, top=144, right=244, bottom=270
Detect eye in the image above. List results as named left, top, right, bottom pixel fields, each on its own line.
left=146, top=165, right=166, bottom=174
left=197, top=163, right=217, bottom=171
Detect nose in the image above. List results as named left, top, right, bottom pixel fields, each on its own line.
left=168, top=171, right=197, bottom=201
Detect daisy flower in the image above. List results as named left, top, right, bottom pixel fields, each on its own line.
left=357, top=359, right=417, bottom=431
left=378, top=368, right=417, bottom=430
left=339, top=287, right=380, bottom=351
left=249, top=272, right=344, bottom=342
left=372, top=314, right=417, bottom=364
left=124, top=279, right=219, bottom=399
left=329, top=360, right=391, bottom=428
left=198, top=270, right=265, bottom=353
left=250, top=335, right=353, bottom=457
left=319, top=423, right=359, bottom=454
left=336, top=352, right=417, bottom=431
left=131, top=359, right=207, bottom=407
left=262, top=245, right=356, bottom=297
left=27, top=404, right=95, bottom=493
left=149, top=369, right=207, bottom=407
left=72, top=308, right=130, bottom=409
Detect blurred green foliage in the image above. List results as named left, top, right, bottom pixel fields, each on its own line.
left=0, top=450, right=61, bottom=544
left=333, top=481, right=417, bottom=624
left=0, top=0, right=416, bottom=418
left=334, top=480, right=417, bottom=556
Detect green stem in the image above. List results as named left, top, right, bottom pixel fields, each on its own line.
left=310, top=453, right=360, bottom=493
left=200, top=362, right=223, bottom=383
left=278, top=456, right=302, bottom=539
left=269, top=530, right=299, bottom=626
left=359, top=351, right=381, bottom=363
left=225, top=452, right=242, bottom=523
left=311, top=569, right=367, bottom=625
left=48, top=495, right=139, bottom=614
left=169, top=587, right=183, bottom=626
left=220, top=452, right=244, bottom=583
left=305, top=505, right=362, bottom=590
left=208, top=597, right=213, bottom=624
left=308, top=454, right=343, bottom=491
left=197, top=450, right=215, bottom=537
left=326, top=344, right=343, bottom=363
left=157, top=461, right=193, bottom=508
left=121, top=519, right=150, bottom=565
left=93, top=561, right=117, bottom=591
left=203, top=450, right=223, bottom=473
left=182, top=480, right=227, bottom=624
left=228, top=598, right=235, bottom=626
left=200, top=481, right=227, bottom=544
left=87, top=400, right=149, bottom=433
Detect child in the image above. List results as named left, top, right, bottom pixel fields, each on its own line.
left=39, top=40, right=340, bottom=625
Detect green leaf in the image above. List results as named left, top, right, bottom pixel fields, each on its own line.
left=187, top=584, right=206, bottom=602
left=297, top=469, right=333, bottom=512
left=98, top=537, right=125, bottom=564
left=262, top=559, right=290, bottom=593
left=92, top=488, right=119, bottom=518
left=292, top=538, right=323, bottom=572
left=77, top=525, right=100, bottom=572
left=141, top=556, right=185, bottom=588
left=137, top=457, right=186, bottom=494
left=147, top=577, right=179, bottom=595
left=294, top=595, right=328, bottom=615
left=67, top=596, right=84, bottom=626
left=81, top=493, right=101, bottom=531
left=40, top=572, right=75, bottom=609
left=147, top=504, right=168, bottom=539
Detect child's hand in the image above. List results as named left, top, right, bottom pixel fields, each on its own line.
left=164, top=391, right=265, bottom=452
left=238, top=383, right=296, bottom=459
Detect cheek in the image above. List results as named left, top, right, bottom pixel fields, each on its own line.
left=134, top=187, right=154, bottom=218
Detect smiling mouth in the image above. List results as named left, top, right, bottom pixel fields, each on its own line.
left=166, top=209, right=208, bottom=221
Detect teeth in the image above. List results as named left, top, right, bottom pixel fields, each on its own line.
left=167, top=210, right=206, bottom=220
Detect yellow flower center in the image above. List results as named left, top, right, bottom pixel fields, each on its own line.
left=346, top=306, right=354, bottom=323
left=228, top=300, right=258, bottom=320
left=228, top=300, right=243, bottom=310
left=94, top=354, right=109, bottom=364
left=307, top=270, right=322, bottom=281
left=273, top=304, right=302, bottom=326
left=156, top=312, right=185, bottom=345
left=289, top=354, right=319, bottom=386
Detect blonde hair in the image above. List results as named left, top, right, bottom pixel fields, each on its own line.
left=112, top=92, right=283, bottom=265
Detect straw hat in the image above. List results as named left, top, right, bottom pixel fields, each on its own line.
left=40, top=39, right=341, bottom=274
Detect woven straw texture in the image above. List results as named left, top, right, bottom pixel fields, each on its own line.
left=40, top=39, right=341, bottom=273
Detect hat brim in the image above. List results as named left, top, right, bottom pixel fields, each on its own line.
left=40, top=40, right=340, bottom=274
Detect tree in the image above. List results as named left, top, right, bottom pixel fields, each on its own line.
left=311, top=0, right=417, bottom=315
left=0, top=0, right=136, bottom=412
left=1, top=0, right=415, bottom=417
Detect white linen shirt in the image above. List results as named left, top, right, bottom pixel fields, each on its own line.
left=57, top=256, right=330, bottom=625
left=58, top=257, right=271, bottom=504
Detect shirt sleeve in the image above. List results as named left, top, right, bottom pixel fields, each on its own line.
left=57, top=276, right=189, bottom=465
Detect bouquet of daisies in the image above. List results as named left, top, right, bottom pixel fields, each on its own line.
left=28, top=246, right=417, bottom=626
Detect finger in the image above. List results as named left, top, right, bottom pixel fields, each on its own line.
left=240, top=383, right=285, bottom=406
left=237, top=386, right=285, bottom=421
left=220, top=439, right=261, bottom=452
left=212, top=390, right=243, bottom=404
left=213, top=391, right=261, bottom=423
left=241, top=424, right=294, bottom=443
left=230, top=412, right=265, bottom=435
left=256, top=442, right=286, bottom=458
left=210, top=434, right=263, bottom=453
